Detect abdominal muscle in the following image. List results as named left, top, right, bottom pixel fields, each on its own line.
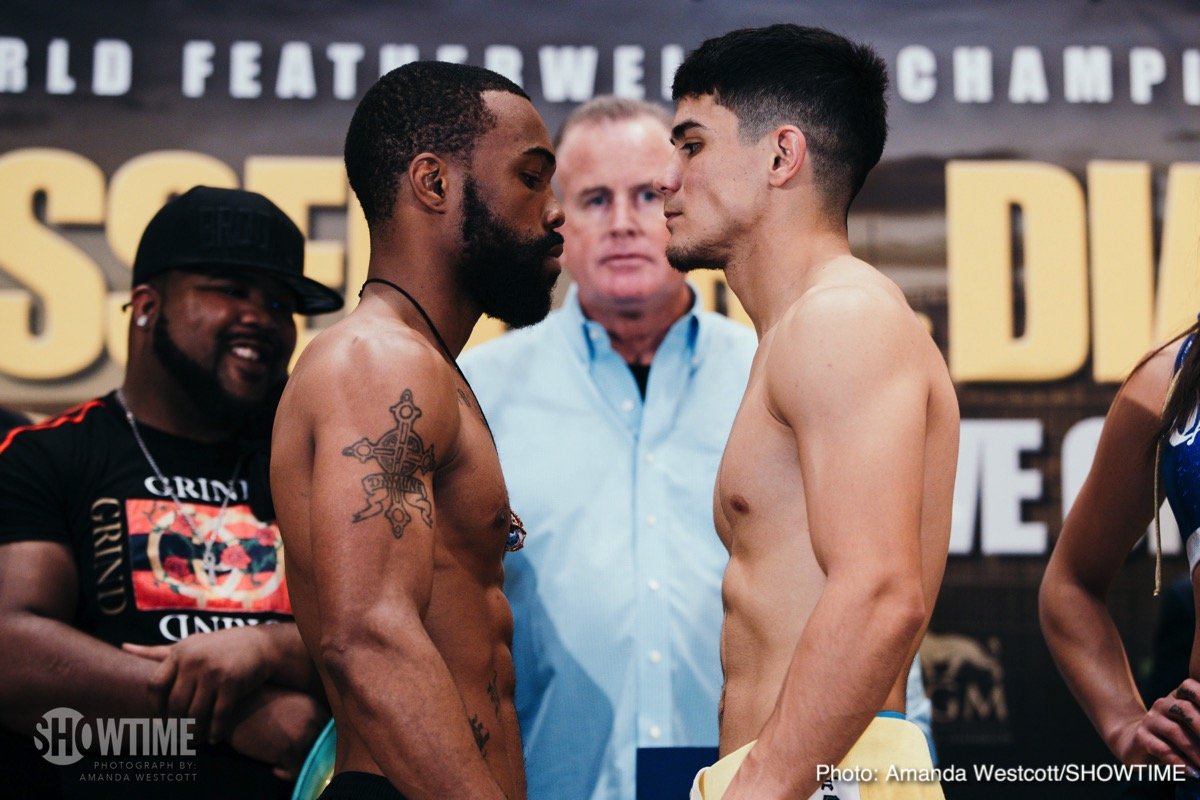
left=717, top=545, right=819, bottom=754
left=716, top=545, right=910, bottom=757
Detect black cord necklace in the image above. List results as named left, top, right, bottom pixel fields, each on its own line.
left=359, top=277, right=526, bottom=551
left=361, top=277, right=475, bottom=397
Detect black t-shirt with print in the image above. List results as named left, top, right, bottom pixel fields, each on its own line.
left=0, top=391, right=294, bottom=799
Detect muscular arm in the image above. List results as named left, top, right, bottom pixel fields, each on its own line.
left=0, top=540, right=163, bottom=731
left=0, top=538, right=326, bottom=780
left=1040, top=346, right=1200, bottom=769
left=725, top=291, right=935, bottom=798
left=296, top=340, right=507, bottom=799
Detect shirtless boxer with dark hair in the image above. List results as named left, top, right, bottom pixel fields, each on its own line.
left=658, top=25, right=959, bottom=800
left=271, top=61, right=564, bottom=800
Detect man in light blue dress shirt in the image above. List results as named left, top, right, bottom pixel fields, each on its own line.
left=461, top=97, right=933, bottom=800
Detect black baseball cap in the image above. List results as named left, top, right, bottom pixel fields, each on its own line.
left=131, top=186, right=344, bottom=315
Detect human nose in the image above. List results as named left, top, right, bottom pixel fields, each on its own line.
left=237, top=288, right=287, bottom=330
left=608, top=195, right=638, bottom=236
left=655, top=158, right=681, bottom=198
left=544, top=194, right=565, bottom=231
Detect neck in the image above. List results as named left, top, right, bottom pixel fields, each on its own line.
left=360, top=265, right=480, bottom=358
left=117, top=377, right=230, bottom=443
left=723, top=220, right=851, bottom=337
left=579, top=284, right=692, bottom=366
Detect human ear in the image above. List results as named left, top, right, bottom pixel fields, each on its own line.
left=767, top=126, right=806, bottom=187
left=410, top=153, right=451, bottom=211
left=129, top=285, right=160, bottom=332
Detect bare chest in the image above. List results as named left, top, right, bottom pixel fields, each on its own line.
left=435, top=394, right=519, bottom=567
left=714, top=367, right=812, bottom=558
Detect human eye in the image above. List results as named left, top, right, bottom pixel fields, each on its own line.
left=638, top=188, right=662, bottom=204
left=268, top=295, right=297, bottom=314
left=680, top=141, right=701, bottom=157
left=208, top=280, right=248, bottom=298
left=583, top=192, right=609, bottom=209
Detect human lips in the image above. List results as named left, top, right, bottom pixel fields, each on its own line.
left=543, top=238, right=565, bottom=272
left=599, top=251, right=655, bottom=269
left=222, top=334, right=281, bottom=370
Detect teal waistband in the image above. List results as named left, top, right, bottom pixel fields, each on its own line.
left=876, top=711, right=906, bottom=720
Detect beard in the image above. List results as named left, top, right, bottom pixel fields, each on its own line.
left=666, top=238, right=728, bottom=274
left=152, top=312, right=285, bottom=440
left=459, top=177, right=561, bottom=328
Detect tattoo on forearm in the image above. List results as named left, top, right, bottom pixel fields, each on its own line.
left=488, top=671, right=500, bottom=716
left=469, top=714, right=491, bottom=757
left=342, top=389, right=436, bottom=538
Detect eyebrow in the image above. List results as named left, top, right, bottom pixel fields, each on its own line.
left=670, top=120, right=705, bottom=143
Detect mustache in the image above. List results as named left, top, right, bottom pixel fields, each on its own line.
left=537, top=231, right=564, bottom=252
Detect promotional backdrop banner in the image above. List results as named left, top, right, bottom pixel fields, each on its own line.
left=3, top=2, right=1200, bottom=797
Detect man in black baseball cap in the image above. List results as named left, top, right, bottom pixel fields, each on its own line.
left=127, top=185, right=344, bottom=434
left=0, top=185, right=339, bottom=797
left=133, top=185, right=343, bottom=314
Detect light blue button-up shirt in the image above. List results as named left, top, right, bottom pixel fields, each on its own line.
left=462, top=286, right=756, bottom=800
left=461, top=285, right=935, bottom=799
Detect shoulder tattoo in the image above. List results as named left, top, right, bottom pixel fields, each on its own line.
left=342, top=389, right=436, bottom=538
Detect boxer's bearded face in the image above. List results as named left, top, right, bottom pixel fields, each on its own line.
left=457, top=176, right=562, bottom=329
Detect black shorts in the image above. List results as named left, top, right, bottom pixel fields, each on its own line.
left=318, top=771, right=407, bottom=800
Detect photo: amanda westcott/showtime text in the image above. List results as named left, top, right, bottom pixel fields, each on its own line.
left=818, top=763, right=1190, bottom=785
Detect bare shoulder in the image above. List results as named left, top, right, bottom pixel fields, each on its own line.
left=278, top=310, right=461, bottom=448
left=766, top=262, right=934, bottom=400
left=1117, top=338, right=1179, bottom=417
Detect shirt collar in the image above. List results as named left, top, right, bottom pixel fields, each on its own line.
left=556, top=283, right=703, bottom=365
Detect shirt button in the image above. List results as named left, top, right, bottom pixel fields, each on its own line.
left=649, top=725, right=663, bottom=739
left=589, top=328, right=602, bottom=340
left=647, top=579, right=661, bottom=591
left=644, top=453, right=656, bottom=465
left=621, top=399, right=635, bottom=413
left=649, top=649, right=663, bottom=664
left=646, top=514, right=657, bottom=526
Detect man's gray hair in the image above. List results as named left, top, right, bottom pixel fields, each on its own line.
left=554, top=96, right=672, bottom=148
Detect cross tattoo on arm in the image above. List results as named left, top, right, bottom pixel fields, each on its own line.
left=342, top=389, right=436, bottom=538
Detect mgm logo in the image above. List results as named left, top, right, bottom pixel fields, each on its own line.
left=921, top=633, right=1009, bottom=742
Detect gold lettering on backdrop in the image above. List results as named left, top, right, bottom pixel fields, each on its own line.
left=1088, top=162, right=1200, bottom=380
left=948, top=159, right=1200, bottom=383
left=8, top=149, right=1191, bottom=390
left=244, top=156, right=346, bottom=288
left=1087, top=161, right=1155, bottom=381
left=245, top=155, right=349, bottom=360
left=1156, top=164, right=1200, bottom=345
left=0, top=149, right=106, bottom=379
left=345, top=190, right=370, bottom=313
left=947, top=161, right=1089, bottom=382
